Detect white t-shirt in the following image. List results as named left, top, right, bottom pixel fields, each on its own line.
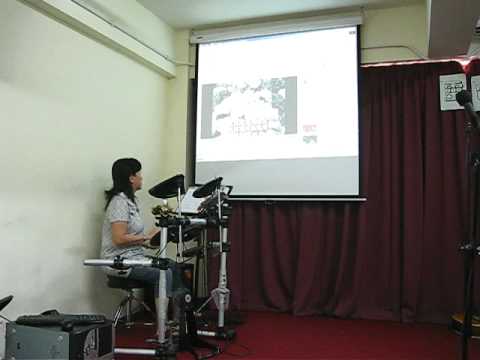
left=100, top=192, right=145, bottom=260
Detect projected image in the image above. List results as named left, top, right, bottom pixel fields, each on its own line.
left=200, top=77, right=297, bottom=139
left=195, top=25, right=360, bottom=196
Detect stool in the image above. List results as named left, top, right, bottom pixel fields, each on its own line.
left=107, top=275, right=154, bottom=327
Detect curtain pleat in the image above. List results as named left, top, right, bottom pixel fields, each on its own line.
left=210, top=59, right=480, bottom=324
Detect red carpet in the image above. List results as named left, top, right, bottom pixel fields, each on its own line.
left=115, top=311, right=480, bottom=359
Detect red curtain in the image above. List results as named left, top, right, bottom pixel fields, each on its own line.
left=214, top=59, right=480, bottom=323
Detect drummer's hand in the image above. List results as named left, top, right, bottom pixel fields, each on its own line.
left=145, top=228, right=160, bottom=241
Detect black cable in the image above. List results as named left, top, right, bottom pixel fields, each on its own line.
left=213, top=337, right=253, bottom=359
left=154, top=242, right=168, bottom=257
left=215, top=311, right=252, bottom=358
left=179, top=257, right=194, bottom=264
left=207, top=340, right=253, bottom=359
left=0, top=314, right=11, bottom=322
left=198, top=346, right=221, bottom=360
left=223, top=342, right=253, bottom=358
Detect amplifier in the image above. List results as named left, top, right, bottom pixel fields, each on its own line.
left=5, top=321, right=113, bottom=359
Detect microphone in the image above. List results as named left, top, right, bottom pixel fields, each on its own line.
left=456, top=90, right=480, bottom=128
left=0, top=295, right=13, bottom=312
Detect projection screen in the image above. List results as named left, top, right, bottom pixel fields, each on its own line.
left=194, top=23, right=361, bottom=198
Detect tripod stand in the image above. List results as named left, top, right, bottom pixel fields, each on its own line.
left=456, top=89, right=480, bottom=360
left=191, top=179, right=236, bottom=340
left=151, top=175, right=236, bottom=340
left=460, top=152, right=480, bottom=360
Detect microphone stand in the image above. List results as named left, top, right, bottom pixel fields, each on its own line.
left=460, top=112, right=480, bottom=360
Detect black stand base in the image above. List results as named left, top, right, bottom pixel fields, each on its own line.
left=451, top=313, right=480, bottom=338
left=198, top=309, right=246, bottom=327
left=155, top=348, right=177, bottom=360
left=197, top=327, right=236, bottom=340
left=216, top=328, right=236, bottom=340
left=177, top=309, right=220, bottom=360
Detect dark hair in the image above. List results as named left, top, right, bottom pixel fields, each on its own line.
left=105, top=158, right=142, bottom=210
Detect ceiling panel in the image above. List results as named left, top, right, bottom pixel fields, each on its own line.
left=427, top=0, right=480, bottom=58
left=138, top=0, right=421, bottom=29
left=135, top=0, right=480, bottom=60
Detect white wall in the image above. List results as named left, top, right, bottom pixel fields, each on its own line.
left=79, top=0, right=175, bottom=57
left=0, top=0, right=430, bottom=320
left=361, top=3, right=428, bottom=63
left=0, top=0, right=174, bottom=319
left=164, top=30, right=192, bottom=177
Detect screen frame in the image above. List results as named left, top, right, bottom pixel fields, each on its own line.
left=191, top=25, right=364, bottom=201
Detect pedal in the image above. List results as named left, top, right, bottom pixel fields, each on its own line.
left=451, top=313, right=480, bottom=338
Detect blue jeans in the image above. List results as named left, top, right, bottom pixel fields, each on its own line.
left=128, top=265, right=173, bottom=297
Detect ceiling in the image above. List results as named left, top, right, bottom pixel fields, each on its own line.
left=137, top=0, right=421, bottom=30
left=137, top=0, right=480, bottom=59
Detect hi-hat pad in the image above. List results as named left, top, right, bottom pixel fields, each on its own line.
left=193, top=177, right=223, bottom=198
left=149, top=174, right=185, bottom=198
left=0, top=295, right=13, bottom=312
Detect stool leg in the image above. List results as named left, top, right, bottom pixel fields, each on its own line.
left=139, top=299, right=154, bottom=317
left=113, top=303, right=124, bottom=327
left=125, top=292, right=134, bottom=327
left=131, top=295, right=154, bottom=317
left=113, top=295, right=129, bottom=327
left=112, top=288, right=155, bottom=328
left=124, top=294, right=155, bottom=327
